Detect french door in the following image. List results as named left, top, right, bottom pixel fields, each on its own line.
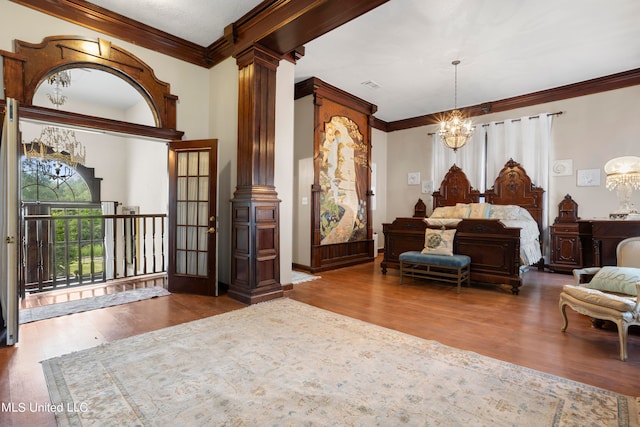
left=167, top=139, right=218, bottom=295
left=1, top=98, right=19, bottom=345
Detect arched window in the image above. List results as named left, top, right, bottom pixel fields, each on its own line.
left=21, top=143, right=102, bottom=204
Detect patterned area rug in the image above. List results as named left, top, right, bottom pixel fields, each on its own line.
left=42, top=298, right=638, bottom=426
left=20, top=286, right=170, bottom=324
left=291, top=270, right=321, bottom=284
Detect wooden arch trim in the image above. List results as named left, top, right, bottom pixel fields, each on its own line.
left=2, top=35, right=179, bottom=132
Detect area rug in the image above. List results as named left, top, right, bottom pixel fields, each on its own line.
left=20, top=286, right=170, bottom=324
left=291, top=270, right=321, bottom=284
left=41, top=298, right=638, bottom=426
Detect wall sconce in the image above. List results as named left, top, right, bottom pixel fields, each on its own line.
left=604, top=156, right=640, bottom=218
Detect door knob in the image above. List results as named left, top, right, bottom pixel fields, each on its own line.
left=208, top=227, right=216, bottom=234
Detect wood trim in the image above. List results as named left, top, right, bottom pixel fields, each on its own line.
left=9, top=35, right=179, bottom=130
left=17, top=103, right=184, bottom=141
left=295, top=77, right=377, bottom=115
left=10, top=0, right=389, bottom=69
left=385, top=67, right=640, bottom=132
left=10, top=0, right=640, bottom=129
left=246, top=0, right=390, bottom=59
left=10, top=0, right=210, bottom=67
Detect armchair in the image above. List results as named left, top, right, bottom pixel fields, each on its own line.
left=559, top=236, right=640, bottom=361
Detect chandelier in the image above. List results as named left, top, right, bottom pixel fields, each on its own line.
left=438, top=60, right=474, bottom=152
left=24, top=126, right=86, bottom=167
left=47, top=70, right=72, bottom=107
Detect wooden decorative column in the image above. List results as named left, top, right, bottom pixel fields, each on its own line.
left=228, top=45, right=283, bottom=304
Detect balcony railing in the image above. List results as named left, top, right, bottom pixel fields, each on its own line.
left=20, top=213, right=167, bottom=295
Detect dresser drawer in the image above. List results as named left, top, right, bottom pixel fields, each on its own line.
left=551, top=224, right=579, bottom=233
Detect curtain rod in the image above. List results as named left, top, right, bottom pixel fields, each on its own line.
left=481, top=111, right=563, bottom=127
left=427, top=111, right=563, bottom=135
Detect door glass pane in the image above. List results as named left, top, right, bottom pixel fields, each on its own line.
left=187, top=226, right=197, bottom=250
left=177, top=152, right=188, bottom=176
left=177, top=202, right=186, bottom=224
left=176, top=226, right=186, bottom=250
left=188, top=177, right=198, bottom=200
left=198, top=252, right=207, bottom=276
left=198, top=178, right=208, bottom=201
left=187, top=252, right=197, bottom=275
left=198, top=202, right=208, bottom=226
left=187, top=202, right=197, bottom=225
left=199, top=152, right=209, bottom=176
left=176, top=250, right=186, bottom=274
left=188, top=152, right=199, bottom=175
left=198, top=226, right=208, bottom=251
left=177, top=177, right=187, bottom=199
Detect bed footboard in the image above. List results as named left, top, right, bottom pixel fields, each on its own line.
left=381, top=218, right=523, bottom=294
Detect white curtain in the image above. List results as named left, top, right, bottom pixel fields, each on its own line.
left=486, top=114, right=553, bottom=193
left=486, top=113, right=554, bottom=256
left=432, top=126, right=487, bottom=192
left=1, top=98, right=19, bottom=345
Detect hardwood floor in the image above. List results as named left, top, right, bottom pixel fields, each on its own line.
left=2, top=256, right=639, bottom=426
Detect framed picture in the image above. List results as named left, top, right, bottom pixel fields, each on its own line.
left=577, top=169, right=601, bottom=187
left=552, top=159, right=573, bottom=177
left=407, top=172, right=420, bottom=185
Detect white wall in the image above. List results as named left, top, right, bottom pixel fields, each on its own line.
left=293, top=95, right=314, bottom=267
left=208, top=58, right=238, bottom=285
left=385, top=126, right=433, bottom=221
left=275, top=60, right=296, bottom=285
left=371, top=128, right=387, bottom=251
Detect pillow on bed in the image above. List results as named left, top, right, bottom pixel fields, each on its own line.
left=586, top=266, right=640, bottom=296
left=421, top=228, right=456, bottom=256
left=488, top=205, right=520, bottom=220
left=430, top=206, right=456, bottom=218
left=453, top=203, right=471, bottom=218
left=468, top=203, right=490, bottom=218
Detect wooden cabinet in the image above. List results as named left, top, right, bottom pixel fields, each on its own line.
left=549, top=195, right=640, bottom=269
left=549, top=195, right=585, bottom=272
left=579, top=219, right=640, bottom=267
left=549, top=223, right=582, bottom=272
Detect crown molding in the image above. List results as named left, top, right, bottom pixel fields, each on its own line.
left=10, top=0, right=210, bottom=67
left=10, top=0, right=388, bottom=68
left=385, top=67, right=640, bottom=132
left=9, top=0, right=640, bottom=129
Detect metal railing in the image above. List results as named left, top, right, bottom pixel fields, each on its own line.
left=20, top=213, right=167, bottom=295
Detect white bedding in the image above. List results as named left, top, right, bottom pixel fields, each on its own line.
left=425, top=204, right=542, bottom=266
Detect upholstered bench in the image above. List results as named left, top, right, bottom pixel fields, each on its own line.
left=399, top=251, right=471, bottom=293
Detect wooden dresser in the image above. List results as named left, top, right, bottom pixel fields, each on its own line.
left=548, top=195, right=640, bottom=269
left=578, top=219, right=640, bottom=267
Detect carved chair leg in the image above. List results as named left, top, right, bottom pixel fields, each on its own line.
left=559, top=300, right=569, bottom=332
left=617, top=321, right=629, bottom=361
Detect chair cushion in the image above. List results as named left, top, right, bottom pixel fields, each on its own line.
left=421, top=228, right=456, bottom=256
left=586, top=266, right=640, bottom=296
left=562, top=285, right=637, bottom=312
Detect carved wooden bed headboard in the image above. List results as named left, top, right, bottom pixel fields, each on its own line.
left=484, top=159, right=545, bottom=233
left=431, top=164, right=481, bottom=207
left=432, top=159, right=545, bottom=234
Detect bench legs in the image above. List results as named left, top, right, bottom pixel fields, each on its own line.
left=399, top=261, right=471, bottom=293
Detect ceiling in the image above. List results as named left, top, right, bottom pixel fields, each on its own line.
left=68, top=0, right=640, bottom=123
